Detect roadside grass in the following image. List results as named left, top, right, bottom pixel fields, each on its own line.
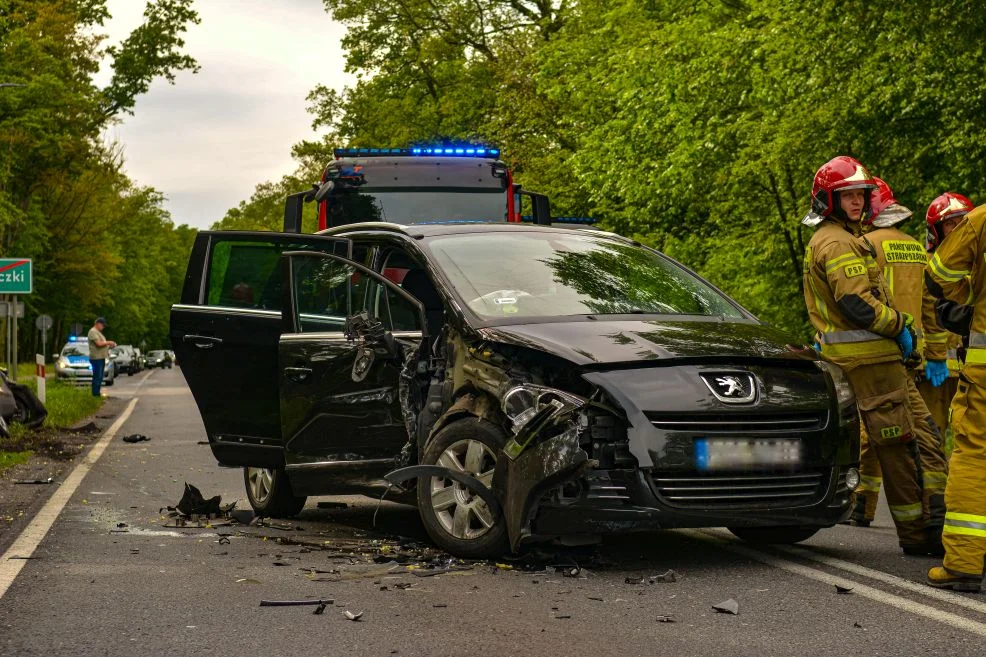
left=0, top=450, right=32, bottom=474
left=14, top=377, right=104, bottom=429
left=1, top=377, right=103, bottom=471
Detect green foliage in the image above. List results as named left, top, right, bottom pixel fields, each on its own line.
left=0, top=450, right=31, bottom=473
left=0, top=0, right=199, bottom=355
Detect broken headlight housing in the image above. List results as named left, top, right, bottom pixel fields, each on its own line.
left=501, top=384, right=586, bottom=431
left=501, top=385, right=587, bottom=460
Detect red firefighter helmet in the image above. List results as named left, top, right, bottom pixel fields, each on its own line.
left=926, top=192, right=974, bottom=251
left=867, top=177, right=912, bottom=228
left=802, top=156, right=878, bottom=226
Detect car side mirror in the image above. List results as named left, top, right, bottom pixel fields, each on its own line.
left=345, top=311, right=398, bottom=382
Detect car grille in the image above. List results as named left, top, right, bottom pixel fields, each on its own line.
left=649, top=470, right=828, bottom=509
left=646, top=411, right=827, bottom=433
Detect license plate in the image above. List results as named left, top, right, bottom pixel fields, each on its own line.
left=695, top=438, right=802, bottom=471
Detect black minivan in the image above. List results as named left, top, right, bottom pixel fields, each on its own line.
left=171, top=223, right=859, bottom=557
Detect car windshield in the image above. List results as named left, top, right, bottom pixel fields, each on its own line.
left=62, top=343, right=89, bottom=356
left=426, top=231, right=745, bottom=321
left=327, top=189, right=506, bottom=225
left=149, top=351, right=164, bottom=357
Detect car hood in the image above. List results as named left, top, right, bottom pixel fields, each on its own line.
left=477, top=318, right=811, bottom=366
left=65, top=355, right=90, bottom=365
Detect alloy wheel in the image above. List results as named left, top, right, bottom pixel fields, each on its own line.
left=246, top=467, right=275, bottom=505
left=430, top=439, right=497, bottom=540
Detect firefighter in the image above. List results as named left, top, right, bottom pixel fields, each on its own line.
left=925, top=203, right=986, bottom=592
left=920, top=193, right=976, bottom=454
left=802, top=156, right=940, bottom=555
left=850, top=178, right=948, bottom=535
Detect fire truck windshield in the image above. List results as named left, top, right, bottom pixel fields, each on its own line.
left=327, top=187, right=507, bottom=225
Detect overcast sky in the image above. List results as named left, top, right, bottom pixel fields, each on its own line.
left=96, top=1, right=353, bottom=229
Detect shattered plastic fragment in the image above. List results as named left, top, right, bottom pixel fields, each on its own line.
left=122, top=434, right=150, bottom=443
left=656, top=615, right=676, bottom=623
left=175, top=483, right=222, bottom=517
left=654, top=569, right=677, bottom=583
left=835, top=584, right=853, bottom=594
left=344, top=610, right=364, bottom=621
left=712, top=599, right=739, bottom=615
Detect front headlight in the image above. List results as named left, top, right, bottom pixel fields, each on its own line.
left=57, top=356, right=69, bottom=369
left=501, top=384, right=585, bottom=429
left=815, top=361, right=855, bottom=410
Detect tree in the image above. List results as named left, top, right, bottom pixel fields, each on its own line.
left=0, top=0, right=200, bottom=359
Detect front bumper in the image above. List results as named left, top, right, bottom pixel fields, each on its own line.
left=531, top=465, right=856, bottom=537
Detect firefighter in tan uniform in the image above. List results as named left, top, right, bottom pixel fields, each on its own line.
left=926, top=203, right=986, bottom=592
left=803, top=156, right=941, bottom=555
left=851, top=178, right=948, bottom=535
left=919, top=193, right=976, bottom=453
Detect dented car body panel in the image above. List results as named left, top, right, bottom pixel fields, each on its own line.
left=173, top=224, right=860, bottom=555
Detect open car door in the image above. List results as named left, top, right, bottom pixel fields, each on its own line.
left=170, top=231, right=350, bottom=468
left=276, top=250, right=427, bottom=492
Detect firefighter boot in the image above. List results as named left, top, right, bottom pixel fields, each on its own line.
left=927, top=560, right=984, bottom=593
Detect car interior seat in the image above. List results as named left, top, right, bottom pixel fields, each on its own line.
left=400, top=269, right=444, bottom=336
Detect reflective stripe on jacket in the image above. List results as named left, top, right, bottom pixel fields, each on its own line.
left=804, top=219, right=906, bottom=370
left=925, top=206, right=986, bottom=384
left=867, top=226, right=948, bottom=363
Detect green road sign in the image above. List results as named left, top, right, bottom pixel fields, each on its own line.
left=0, top=258, right=32, bottom=294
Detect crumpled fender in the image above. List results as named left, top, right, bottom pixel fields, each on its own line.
left=424, top=392, right=497, bottom=447
left=493, top=426, right=593, bottom=551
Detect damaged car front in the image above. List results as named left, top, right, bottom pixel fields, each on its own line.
left=392, top=227, right=859, bottom=556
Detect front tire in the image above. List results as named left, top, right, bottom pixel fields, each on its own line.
left=244, top=467, right=307, bottom=518
left=728, top=526, right=819, bottom=544
left=417, top=418, right=509, bottom=558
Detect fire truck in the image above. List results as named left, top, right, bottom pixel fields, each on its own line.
left=282, top=145, right=560, bottom=232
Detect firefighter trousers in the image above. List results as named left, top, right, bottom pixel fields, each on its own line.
left=856, top=373, right=947, bottom=536
left=942, top=378, right=986, bottom=577
left=917, top=376, right=959, bottom=455
left=847, top=363, right=931, bottom=547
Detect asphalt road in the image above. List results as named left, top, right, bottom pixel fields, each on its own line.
left=1, top=368, right=984, bottom=656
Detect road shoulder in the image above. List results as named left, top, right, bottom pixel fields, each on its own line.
left=0, top=395, right=131, bottom=555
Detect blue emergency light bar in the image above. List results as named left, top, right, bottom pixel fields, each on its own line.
left=68, top=335, right=78, bottom=341
left=334, top=146, right=500, bottom=158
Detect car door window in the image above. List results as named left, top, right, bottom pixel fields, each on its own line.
left=287, top=252, right=423, bottom=334
left=203, top=235, right=351, bottom=311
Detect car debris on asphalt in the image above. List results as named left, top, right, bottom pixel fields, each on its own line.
left=160, top=482, right=236, bottom=527
left=260, top=598, right=335, bottom=616
left=344, top=610, right=364, bottom=621
left=12, top=477, right=53, bottom=484
left=835, top=584, right=854, bottom=594
left=121, top=433, right=150, bottom=443
left=712, top=599, right=739, bottom=615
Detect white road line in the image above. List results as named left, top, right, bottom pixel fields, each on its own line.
left=0, top=397, right=139, bottom=600
left=779, top=544, right=986, bottom=616
left=684, top=530, right=986, bottom=637
left=696, top=528, right=986, bottom=616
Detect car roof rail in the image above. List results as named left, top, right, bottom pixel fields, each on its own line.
left=317, top=221, right=409, bottom=236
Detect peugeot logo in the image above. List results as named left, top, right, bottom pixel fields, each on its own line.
left=701, top=372, right=758, bottom=404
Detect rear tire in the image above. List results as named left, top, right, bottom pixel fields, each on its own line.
left=728, top=526, right=819, bottom=544
left=417, top=418, right=509, bottom=558
left=244, top=467, right=307, bottom=518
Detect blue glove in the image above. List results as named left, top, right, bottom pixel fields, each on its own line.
left=895, top=327, right=914, bottom=361
left=926, top=360, right=949, bottom=387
